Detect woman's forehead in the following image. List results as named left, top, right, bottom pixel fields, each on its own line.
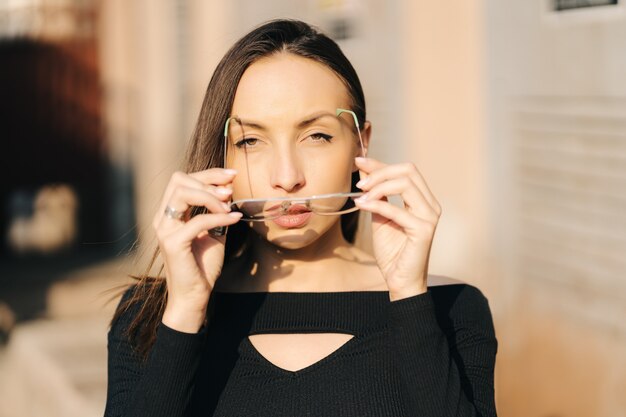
left=227, top=111, right=346, bottom=135
left=231, top=53, right=350, bottom=121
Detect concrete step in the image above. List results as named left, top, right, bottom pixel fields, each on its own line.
left=0, top=316, right=110, bottom=417
left=0, top=256, right=134, bottom=417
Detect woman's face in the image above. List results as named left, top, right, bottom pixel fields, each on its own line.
left=227, top=52, right=368, bottom=249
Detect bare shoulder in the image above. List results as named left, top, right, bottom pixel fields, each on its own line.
left=427, top=274, right=467, bottom=287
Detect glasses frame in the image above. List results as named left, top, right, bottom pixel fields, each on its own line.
left=230, top=191, right=365, bottom=222
left=210, top=108, right=366, bottom=234
left=223, top=108, right=366, bottom=168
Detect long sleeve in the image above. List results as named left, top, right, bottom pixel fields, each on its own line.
left=103, top=287, right=207, bottom=417
left=388, top=284, right=498, bottom=417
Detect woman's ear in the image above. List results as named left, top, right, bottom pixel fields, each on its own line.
left=361, top=120, right=372, bottom=157
left=352, top=120, right=372, bottom=172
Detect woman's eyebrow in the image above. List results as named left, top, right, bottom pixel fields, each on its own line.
left=296, top=112, right=335, bottom=128
left=236, top=111, right=336, bottom=130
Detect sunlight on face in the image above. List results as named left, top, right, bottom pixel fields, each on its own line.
left=227, top=52, right=361, bottom=249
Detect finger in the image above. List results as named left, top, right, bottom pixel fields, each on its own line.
left=167, top=212, right=243, bottom=248
left=158, top=186, right=231, bottom=231
left=166, top=169, right=236, bottom=199
left=170, top=174, right=233, bottom=201
left=157, top=181, right=232, bottom=223
left=358, top=177, right=438, bottom=222
left=155, top=170, right=235, bottom=226
left=188, top=168, right=238, bottom=186
left=168, top=169, right=235, bottom=202
left=354, top=156, right=386, bottom=175
left=354, top=198, right=421, bottom=230
left=355, top=159, right=440, bottom=213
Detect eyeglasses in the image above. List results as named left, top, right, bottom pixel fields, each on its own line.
left=230, top=191, right=365, bottom=221
left=209, top=108, right=366, bottom=234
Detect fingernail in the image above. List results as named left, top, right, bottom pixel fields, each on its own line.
left=356, top=177, right=369, bottom=189
left=224, top=169, right=237, bottom=175
left=216, top=187, right=232, bottom=195
left=228, top=211, right=243, bottom=218
left=355, top=193, right=368, bottom=202
left=355, top=157, right=368, bottom=164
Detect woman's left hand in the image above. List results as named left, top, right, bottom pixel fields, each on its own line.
left=354, top=157, right=442, bottom=301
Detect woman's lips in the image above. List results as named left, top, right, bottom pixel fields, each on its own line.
left=272, top=212, right=312, bottom=228
left=270, top=204, right=312, bottom=228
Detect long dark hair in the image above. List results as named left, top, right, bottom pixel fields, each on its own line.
left=111, top=18, right=367, bottom=359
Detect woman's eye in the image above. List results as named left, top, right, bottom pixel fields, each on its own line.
left=234, top=138, right=259, bottom=148
left=309, top=133, right=333, bottom=143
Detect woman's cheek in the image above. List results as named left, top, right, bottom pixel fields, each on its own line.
left=309, top=152, right=354, bottom=192
left=231, top=159, right=266, bottom=200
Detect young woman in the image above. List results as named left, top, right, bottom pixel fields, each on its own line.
left=104, top=19, right=498, bottom=417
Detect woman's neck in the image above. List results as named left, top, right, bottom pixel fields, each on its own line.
left=223, top=221, right=382, bottom=293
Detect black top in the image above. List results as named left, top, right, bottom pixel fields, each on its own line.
left=104, top=283, right=498, bottom=416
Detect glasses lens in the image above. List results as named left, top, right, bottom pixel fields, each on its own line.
left=231, top=193, right=362, bottom=221
left=308, top=194, right=360, bottom=215
left=231, top=200, right=282, bottom=221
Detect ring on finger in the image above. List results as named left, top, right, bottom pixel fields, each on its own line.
left=164, top=205, right=186, bottom=221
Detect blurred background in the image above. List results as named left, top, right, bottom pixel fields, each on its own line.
left=0, top=0, right=625, bottom=416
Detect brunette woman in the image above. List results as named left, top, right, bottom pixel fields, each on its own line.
left=104, top=18, right=498, bottom=417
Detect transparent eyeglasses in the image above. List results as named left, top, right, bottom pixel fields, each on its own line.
left=230, top=191, right=365, bottom=221
left=210, top=108, right=366, bottom=235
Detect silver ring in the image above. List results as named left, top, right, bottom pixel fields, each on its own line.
left=164, top=205, right=186, bottom=221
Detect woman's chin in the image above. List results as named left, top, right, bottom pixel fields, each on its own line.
left=251, top=216, right=338, bottom=250
left=264, top=227, right=322, bottom=250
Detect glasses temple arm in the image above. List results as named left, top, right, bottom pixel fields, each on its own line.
left=336, top=108, right=366, bottom=158
left=223, top=117, right=235, bottom=168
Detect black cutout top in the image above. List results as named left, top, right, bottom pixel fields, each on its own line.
left=104, top=284, right=498, bottom=417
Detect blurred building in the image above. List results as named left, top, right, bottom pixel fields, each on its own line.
left=0, top=0, right=135, bottom=259
left=0, top=0, right=624, bottom=416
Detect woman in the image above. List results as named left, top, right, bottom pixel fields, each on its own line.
left=104, top=19, right=498, bottom=417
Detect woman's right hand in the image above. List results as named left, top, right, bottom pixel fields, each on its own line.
left=152, top=168, right=242, bottom=333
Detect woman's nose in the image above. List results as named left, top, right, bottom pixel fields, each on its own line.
left=269, top=147, right=306, bottom=193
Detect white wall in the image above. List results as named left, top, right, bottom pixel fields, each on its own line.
left=486, top=1, right=626, bottom=415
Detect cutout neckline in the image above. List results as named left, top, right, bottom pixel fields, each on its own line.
left=246, top=333, right=357, bottom=375
left=209, top=285, right=467, bottom=376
